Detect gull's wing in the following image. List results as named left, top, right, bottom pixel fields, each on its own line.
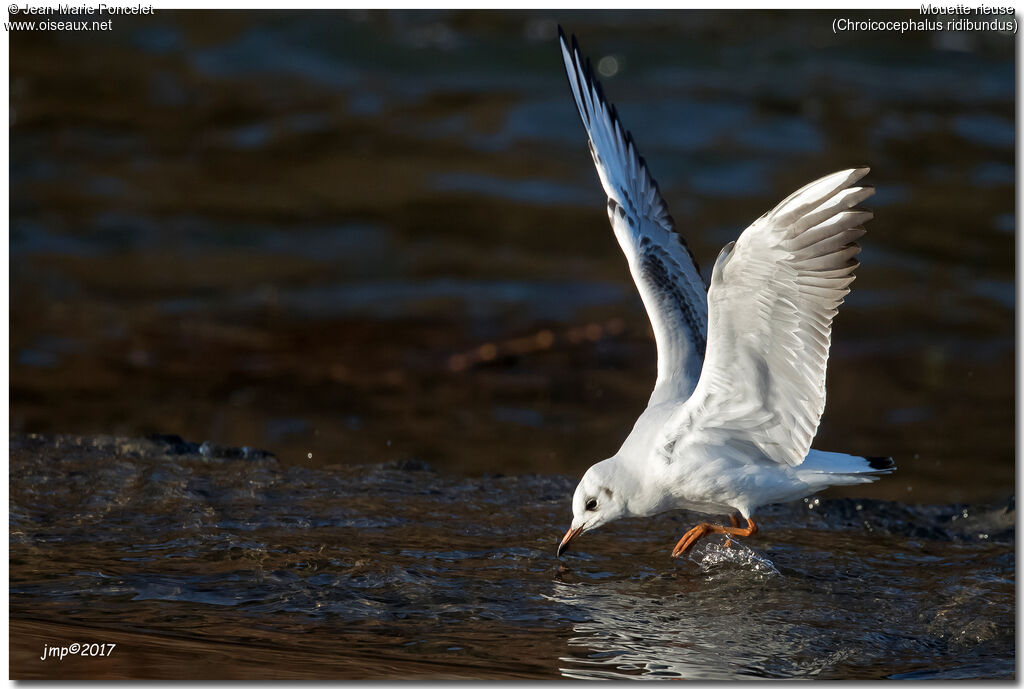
left=664, top=169, right=874, bottom=467
left=559, top=28, right=708, bottom=404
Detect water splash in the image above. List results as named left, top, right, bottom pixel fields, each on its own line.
left=689, top=538, right=780, bottom=576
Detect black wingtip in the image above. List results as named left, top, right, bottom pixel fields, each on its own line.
left=867, top=456, right=896, bottom=471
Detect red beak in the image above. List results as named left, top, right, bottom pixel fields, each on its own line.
left=557, top=525, right=584, bottom=557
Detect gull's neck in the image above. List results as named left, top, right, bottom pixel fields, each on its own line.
left=603, top=454, right=669, bottom=519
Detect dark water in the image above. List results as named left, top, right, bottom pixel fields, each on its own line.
left=8, top=9, right=1016, bottom=680
left=10, top=435, right=1015, bottom=679
left=9, top=9, right=1014, bottom=504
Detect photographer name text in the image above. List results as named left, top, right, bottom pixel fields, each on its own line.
left=9, top=4, right=153, bottom=14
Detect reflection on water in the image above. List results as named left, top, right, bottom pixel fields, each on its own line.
left=551, top=538, right=1014, bottom=680
left=10, top=435, right=1014, bottom=679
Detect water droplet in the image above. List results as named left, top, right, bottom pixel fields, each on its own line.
left=307, top=452, right=313, bottom=460
left=597, top=55, right=619, bottom=77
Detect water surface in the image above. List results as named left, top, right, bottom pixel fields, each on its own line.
left=10, top=435, right=1014, bottom=679
left=9, top=9, right=1015, bottom=504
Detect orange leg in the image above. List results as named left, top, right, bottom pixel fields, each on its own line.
left=671, top=516, right=758, bottom=558
left=724, top=513, right=740, bottom=547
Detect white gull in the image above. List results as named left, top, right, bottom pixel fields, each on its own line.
left=555, top=29, right=894, bottom=559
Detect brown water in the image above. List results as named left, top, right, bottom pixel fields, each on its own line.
left=9, top=8, right=1016, bottom=680
left=9, top=435, right=1015, bottom=679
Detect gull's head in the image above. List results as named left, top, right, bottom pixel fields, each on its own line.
left=557, top=460, right=629, bottom=557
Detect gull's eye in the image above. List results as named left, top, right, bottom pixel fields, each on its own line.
left=585, top=498, right=598, bottom=511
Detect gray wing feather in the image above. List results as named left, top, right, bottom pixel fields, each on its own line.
left=667, top=168, right=874, bottom=467
left=560, top=29, right=708, bottom=404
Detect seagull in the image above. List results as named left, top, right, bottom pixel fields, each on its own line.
left=555, top=28, right=894, bottom=559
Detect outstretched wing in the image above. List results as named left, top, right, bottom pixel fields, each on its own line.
left=559, top=28, right=708, bottom=405
left=664, top=168, right=874, bottom=467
